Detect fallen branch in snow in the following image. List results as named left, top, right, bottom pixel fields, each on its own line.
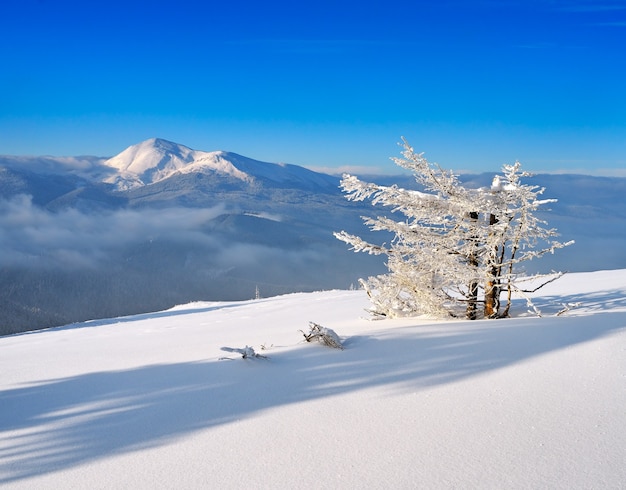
left=219, top=346, right=268, bottom=360
left=300, top=322, right=344, bottom=349
left=556, top=302, right=582, bottom=316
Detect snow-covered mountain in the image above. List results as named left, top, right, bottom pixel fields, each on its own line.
left=102, top=138, right=251, bottom=190
left=1, top=137, right=340, bottom=197
left=102, top=138, right=338, bottom=192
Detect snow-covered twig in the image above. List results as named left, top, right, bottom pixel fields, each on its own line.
left=556, top=302, right=582, bottom=316
left=300, top=322, right=344, bottom=349
left=518, top=272, right=566, bottom=293
left=220, top=346, right=269, bottom=360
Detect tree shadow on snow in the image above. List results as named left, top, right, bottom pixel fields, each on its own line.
left=528, top=288, right=626, bottom=316
left=1, top=298, right=625, bottom=483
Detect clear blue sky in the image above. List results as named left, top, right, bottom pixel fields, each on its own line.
left=1, top=0, right=625, bottom=174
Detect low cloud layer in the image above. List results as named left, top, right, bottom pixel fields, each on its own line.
left=0, top=192, right=384, bottom=334
left=0, top=195, right=226, bottom=268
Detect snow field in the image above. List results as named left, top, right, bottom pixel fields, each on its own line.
left=1, top=271, right=625, bottom=488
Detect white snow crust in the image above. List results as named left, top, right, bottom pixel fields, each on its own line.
left=1, top=270, right=625, bottom=488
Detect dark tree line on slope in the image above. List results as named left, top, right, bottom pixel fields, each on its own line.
left=335, top=138, right=573, bottom=320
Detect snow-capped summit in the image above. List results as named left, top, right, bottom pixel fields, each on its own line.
left=102, top=138, right=338, bottom=191
left=104, top=138, right=195, bottom=174
left=103, top=138, right=251, bottom=190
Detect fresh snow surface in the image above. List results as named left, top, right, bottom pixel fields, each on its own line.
left=1, top=270, right=625, bottom=489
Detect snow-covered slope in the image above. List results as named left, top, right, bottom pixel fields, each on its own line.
left=1, top=269, right=625, bottom=488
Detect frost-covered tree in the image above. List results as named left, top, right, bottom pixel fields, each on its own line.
left=334, top=139, right=572, bottom=319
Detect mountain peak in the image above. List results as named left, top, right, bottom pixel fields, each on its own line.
left=100, top=138, right=338, bottom=192
left=104, top=138, right=194, bottom=172
left=102, top=138, right=261, bottom=190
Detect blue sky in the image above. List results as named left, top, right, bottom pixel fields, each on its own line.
left=1, top=0, right=625, bottom=175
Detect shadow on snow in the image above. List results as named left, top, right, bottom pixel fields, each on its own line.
left=1, top=293, right=625, bottom=483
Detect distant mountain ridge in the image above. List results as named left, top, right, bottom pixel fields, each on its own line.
left=97, top=137, right=338, bottom=192
left=1, top=137, right=340, bottom=194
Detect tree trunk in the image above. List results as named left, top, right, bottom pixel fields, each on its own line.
left=484, top=213, right=500, bottom=318
left=466, top=278, right=479, bottom=320
left=466, top=212, right=479, bottom=320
